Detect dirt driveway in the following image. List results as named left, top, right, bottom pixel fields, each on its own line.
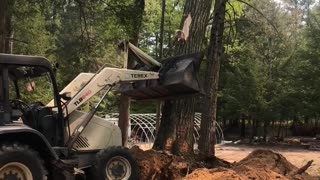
left=215, top=144, right=320, bottom=176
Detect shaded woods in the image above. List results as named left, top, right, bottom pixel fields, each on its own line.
left=1, top=0, right=320, bottom=159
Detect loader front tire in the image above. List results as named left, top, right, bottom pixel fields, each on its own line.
left=94, top=146, right=139, bottom=180
left=0, top=143, right=45, bottom=180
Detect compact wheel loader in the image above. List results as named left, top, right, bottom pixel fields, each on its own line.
left=0, top=42, right=202, bottom=180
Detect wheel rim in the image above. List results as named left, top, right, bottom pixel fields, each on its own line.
left=105, top=156, right=132, bottom=180
left=0, top=162, right=33, bottom=180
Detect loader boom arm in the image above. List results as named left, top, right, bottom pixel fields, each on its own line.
left=61, top=67, right=159, bottom=114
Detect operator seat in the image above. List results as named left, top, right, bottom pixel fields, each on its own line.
left=30, top=102, right=57, bottom=145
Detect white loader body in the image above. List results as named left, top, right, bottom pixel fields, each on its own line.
left=48, top=67, right=159, bottom=151
left=68, top=110, right=122, bottom=150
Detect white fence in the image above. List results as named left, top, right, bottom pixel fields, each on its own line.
left=105, top=113, right=224, bottom=144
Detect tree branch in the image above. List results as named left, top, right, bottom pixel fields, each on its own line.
left=5, top=37, right=28, bottom=44
left=225, top=10, right=235, bottom=50
left=75, top=0, right=90, bottom=45
left=236, top=0, right=279, bottom=34
left=290, top=160, right=313, bottom=176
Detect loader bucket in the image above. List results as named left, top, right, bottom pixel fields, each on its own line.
left=120, top=53, right=202, bottom=100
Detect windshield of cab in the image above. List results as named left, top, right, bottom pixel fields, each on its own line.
left=9, top=66, right=55, bottom=105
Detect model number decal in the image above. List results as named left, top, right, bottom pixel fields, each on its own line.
left=74, top=90, right=92, bottom=106
left=131, top=74, right=147, bottom=78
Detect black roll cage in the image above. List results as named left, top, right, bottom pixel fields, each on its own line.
left=0, top=53, right=65, bottom=146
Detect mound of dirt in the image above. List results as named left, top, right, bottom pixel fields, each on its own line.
left=130, top=147, right=317, bottom=180
left=185, top=149, right=316, bottom=180
left=233, top=165, right=287, bottom=179
left=184, top=167, right=246, bottom=180
left=235, top=149, right=317, bottom=179
left=129, top=146, right=188, bottom=180
left=236, top=149, right=297, bottom=175
left=184, top=166, right=288, bottom=180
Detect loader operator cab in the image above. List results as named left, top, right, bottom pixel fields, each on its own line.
left=0, top=54, right=65, bottom=146
left=8, top=66, right=58, bottom=132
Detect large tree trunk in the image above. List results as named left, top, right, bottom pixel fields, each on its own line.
left=0, top=0, right=14, bottom=53
left=118, top=0, right=145, bottom=146
left=118, top=48, right=136, bottom=146
left=159, top=0, right=165, bottom=59
left=153, top=0, right=212, bottom=157
left=155, top=0, right=166, bottom=134
left=198, top=0, right=227, bottom=159
left=118, top=95, right=131, bottom=146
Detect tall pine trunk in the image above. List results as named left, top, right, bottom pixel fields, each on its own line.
left=118, top=0, right=145, bottom=146
left=240, top=118, right=246, bottom=138
left=198, top=0, right=227, bottom=159
left=155, top=0, right=166, bottom=134
left=251, top=119, right=258, bottom=139
left=263, top=119, right=269, bottom=142
left=0, top=0, right=14, bottom=53
left=153, top=0, right=212, bottom=157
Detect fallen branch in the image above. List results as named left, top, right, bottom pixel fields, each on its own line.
left=289, top=160, right=313, bottom=176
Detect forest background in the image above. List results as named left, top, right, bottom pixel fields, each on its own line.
left=1, top=0, right=320, bottom=158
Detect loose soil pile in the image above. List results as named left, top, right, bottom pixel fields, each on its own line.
left=129, top=146, right=189, bottom=179
left=236, top=149, right=297, bottom=175
left=186, top=149, right=317, bottom=180
left=184, top=166, right=288, bottom=180
left=130, top=147, right=318, bottom=180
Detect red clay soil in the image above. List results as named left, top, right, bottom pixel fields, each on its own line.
left=130, top=147, right=318, bottom=180
left=184, top=167, right=247, bottom=180
left=129, top=146, right=188, bottom=179
left=236, top=149, right=298, bottom=175
left=186, top=149, right=317, bottom=180
left=184, top=166, right=289, bottom=180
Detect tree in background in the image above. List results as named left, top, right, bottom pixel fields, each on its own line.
left=217, top=0, right=319, bottom=140
left=118, top=0, right=145, bottom=146
left=0, top=0, right=14, bottom=53
left=2, top=0, right=320, bottom=151
left=199, top=0, right=228, bottom=159
left=0, top=0, right=50, bottom=54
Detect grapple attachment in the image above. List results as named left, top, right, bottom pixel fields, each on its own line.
left=120, top=53, right=202, bottom=100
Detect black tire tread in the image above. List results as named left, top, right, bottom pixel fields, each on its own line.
left=0, top=143, right=46, bottom=180
left=94, top=146, right=139, bottom=180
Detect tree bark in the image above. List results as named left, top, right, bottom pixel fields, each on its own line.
left=240, top=118, right=246, bottom=138
left=254, top=119, right=258, bottom=136
left=277, top=119, right=282, bottom=138
left=118, top=95, right=130, bottom=146
left=155, top=102, right=161, bottom=134
left=153, top=0, right=212, bottom=157
left=154, top=0, right=165, bottom=135
left=198, top=0, right=227, bottom=159
left=159, top=0, right=165, bottom=59
left=289, top=160, right=313, bottom=176
left=0, top=0, right=14, bottom=53
left=263, top=119, right=269, bottom=142
left=118, top=0, right=145, bottom=146
left=250, top=119, right=257, bottom=141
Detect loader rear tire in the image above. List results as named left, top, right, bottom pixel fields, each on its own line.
left=0, top=143, right=45, bottom=180
left=94, top=146, right=139, bottom=180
